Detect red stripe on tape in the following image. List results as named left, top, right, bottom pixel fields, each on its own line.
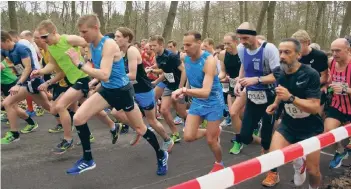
left=317, top=132, right=335, bottom=148
left=281, top=143, right=303, bottom=163
left=231, top=158, right=261, bottom=185
left=168, top=179, right=201, bottom=189
left=345, top=124, right=351, bottom=136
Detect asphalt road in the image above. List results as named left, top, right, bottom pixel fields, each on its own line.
left=1, top=113, right=350, bottom=189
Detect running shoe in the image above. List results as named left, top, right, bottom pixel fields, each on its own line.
left=25, top=110, right=36, bottom=117
left=329, top=150, right=349, bottom=169
left=20, top=123, right=39, bottom=134
left=262, top=171, right=280, bottom=187
left=1, top=131, right=20, bottom=144
left=35, top=106, right=45, bottom=116
left=48, top=124, right=64, bottom=133
left=293, top=157, right=306, bottom=186
left=110, top=123, right=122, bottom=144
left=173, top=116, right=183, bottom=125
left=162, top=139, right=174, bottom=152
left=53, top=138, right=74, bottom=154
left=229, top=141, right=243, bottom=154
left=171, top=133, right=181, bottom=143
left=66, top=157, right=96, bottom=175
left=209, top=162, right=224, bottom=173
left=157, top=151, right=168, bottom=176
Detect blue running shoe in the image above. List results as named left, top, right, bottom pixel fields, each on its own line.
left=66, top=157, right=96, bottom=175
left=157, top=151, right=168, bottom=176
left=329, top=150, right=349, bottom=169
left=25, top=110, right=36, bottom=117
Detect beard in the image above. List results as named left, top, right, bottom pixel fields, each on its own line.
left=280, top=60, right=298, bottom=72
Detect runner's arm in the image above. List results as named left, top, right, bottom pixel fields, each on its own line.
left=38, top=54, right=58, bottom=75
left=320, top=70, right=328, bottom=85
left=126, top=47, right=139, bottom=81
left=66, top=35, right=88, bottom=48
left=152, top=74, right=165, bottom=85
left=81, top=39, right=115, bottom=82
left=18, top=57, right=32, bottom=84
left=178, top=63, right=187, bottom=89
left=47, top=71, right=65, bottom=85
left=184, top=55, right=216, bottom=99
left=218, top=50, right=227, bottom=80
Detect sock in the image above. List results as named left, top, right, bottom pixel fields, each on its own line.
left=75, top=123, right=93, bottom=161
left=26, top=96, right=34, bottom=112
left=235, top=134, right=241, bottom=143
left=143, top=128, right=164, bottom=159
left=68, top=110, right=75, bottom=122
left=10, top=131, right=19, bottom=138
left=24, top=117, right=35, bottom=125
left=271, top=168, right=278, bottom=172
left=110, top=124, right=116, bottom=131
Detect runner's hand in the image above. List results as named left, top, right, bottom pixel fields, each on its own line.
left=66, top=48, right=80, bottom=66
left=234, top=82, right=242, bottom=96
left=329, top=84, right=342, bottom=94
left=38, top=82, right=49, bottom=91
left=276, top=85, right=291, bottom=101
left=172, top=88, right=184, bottom=101
left=9, top=85, right=20, bottom=96
left=30, top=70, right=41, bottom=79
left=239, top=77, right=258, bottom=87
left=266, top=103, right=278, bottom=115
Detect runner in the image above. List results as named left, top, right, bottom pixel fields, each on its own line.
left=0, top=30, right=51, bottom=144
left=262, top=38, right=322, bottom=188
left=65, top=14, right=168, bottom=175
left=33, top=20, right=118, bottom=154
left=217, top=32, right=248, bottom=154
left=324, top=38, right=351, bottom=168
left=172, top=30, right=224, bottom=173
left=112, top=27, right=174, bottom=151
left=149, top=35, right=188, bottom=143
left=234, top=22, right=280, bottom=154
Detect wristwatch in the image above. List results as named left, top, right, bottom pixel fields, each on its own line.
left=77, top=62, right=85, bottom=69
left=287, top=95, right=295, bottom=103
left=46, top=80, right=52, bottom=86
left=258, top=77, right=262, bottom=84
left=16, top=82, right=23, bottom=86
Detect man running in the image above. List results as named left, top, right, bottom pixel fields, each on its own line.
left=112, top=27, right=174, bottom=151
left=173, top=30, right=224, bottom=173
left=234, top=22, right=279, bottom=154
left=33, top=20, right=118, bottom=154
left=65, top=14, right=168, bottom=175
left=149, top=35, right=187, bottom=143
left=324, top=38, right=351, bottom=168
left=262, top=38, right=322, bottom=188
left=1, top=30, right=51, bottom=144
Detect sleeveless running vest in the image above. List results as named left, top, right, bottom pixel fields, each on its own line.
left=184, top=51, right=223, bottom=106
left=224, top=51, right=241, bottom=78
left=90, top=36, right=129, bottom=89
left=124, top=45, right=153, bottom=93
left=242, top=42, right=269, bottom=91
left=330, top=59, right=351, bottom=115
left=48, top=35, right=87, bottom=84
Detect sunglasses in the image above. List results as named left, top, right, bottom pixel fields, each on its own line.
left=40, top=33, right=50, bottom=39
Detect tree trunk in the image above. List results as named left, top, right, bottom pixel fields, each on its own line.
left=256, top=1, right=269, bottom=34
left=71, top=1, right=76, bottom=33
left=340, top=1, right=351, bottom=37
left=314, top=1, right=325, bottom=42
left=81, top=1, right=84, bottom=16
left=124, top=1, right=133, bottom=27
left=8, top=1, right=18, bottom=31
left=239, top=2, right=243, bottom=23
left=144, top=1, right=150, bottom=38
left=92, top=1, right=105, bottom=34
left=162, top=1, right=179, bottom=42
left=86, top=1, right=89, bottom=14
left=304, top=2, right=311, bottom=31
left=267, top=1, right=276, bottom=43
left=244, top=1, right=248, bottom=21
left=202, top=1, right=210, bottom=38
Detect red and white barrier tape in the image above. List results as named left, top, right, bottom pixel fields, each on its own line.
left=169, top=124, right=351, bottom=189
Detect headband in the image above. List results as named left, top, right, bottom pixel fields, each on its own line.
left=236, top=29, right=257, bottom=36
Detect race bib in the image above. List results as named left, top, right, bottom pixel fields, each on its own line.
left=284, top=103, right=310, bottom=119
left=14, top=64, right=24, bottom=75
left=164, top=73, right=175, bottom=83
left=222, top=83, right=229, bottom=92
left=247, top=90, right=267, bottom=104
left=332, top=81, right=347, bottom=95
left=229, top=78, right=236, bottom=88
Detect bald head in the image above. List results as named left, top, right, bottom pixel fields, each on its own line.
left=237, top=22, right=256, bottom=31
left=33, top=30, right=45, bottom=48
left=331, top=38, right=350, bottom=63
left=20, top=30, right=33, bottom=42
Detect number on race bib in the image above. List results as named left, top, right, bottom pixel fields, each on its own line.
left=229, top=78, right=236, bottom=88
left=14, top=64, right=24, bottom=75
left=164, top=73, right=175, bottom=83
left=284, top=103, right=310, bottom=119
left=222, top=83, right=229, bottom=92
left=247, top=90, right=268, bottom=104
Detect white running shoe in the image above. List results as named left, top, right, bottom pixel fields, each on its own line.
left=293, top=157, right=306, bottom=186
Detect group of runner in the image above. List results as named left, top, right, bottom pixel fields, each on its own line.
left=1, top=14, right=351, bottom=188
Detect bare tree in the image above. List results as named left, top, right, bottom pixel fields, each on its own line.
left=202, top=1, right=210, bottom=38
left=8, top=1, right=18, bottom=31
left=162, top=1, right=179, bottom=41
left=80, top=1, right=84, bottom=16
left=92, top=1, right=105, bottom=34
left=267, top=1, right=276, bottom=43
left=239, top=2, right=243, bottom=23
left=340, top=1, right=351, bottom=37
left=71, top=1, right=76, bottom=33
left=124, top=1, right=133, bottom=27
left=304, top=2, right=311, bottom=30
left=314, top=1, right=326, bottom=42
left=244, top=1, right=248, bottom=21
left=256, top=1, right=269, bottom=34
left=144, top=1, right=150, bottom=38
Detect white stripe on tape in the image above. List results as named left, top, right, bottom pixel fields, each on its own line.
left=257, top=150, right=284, bottom=173
left=298, top=136, right=321, bottom=155
left=330, top=126, right=349, bottom=143
left=197, top=168, right=234, bottom=189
